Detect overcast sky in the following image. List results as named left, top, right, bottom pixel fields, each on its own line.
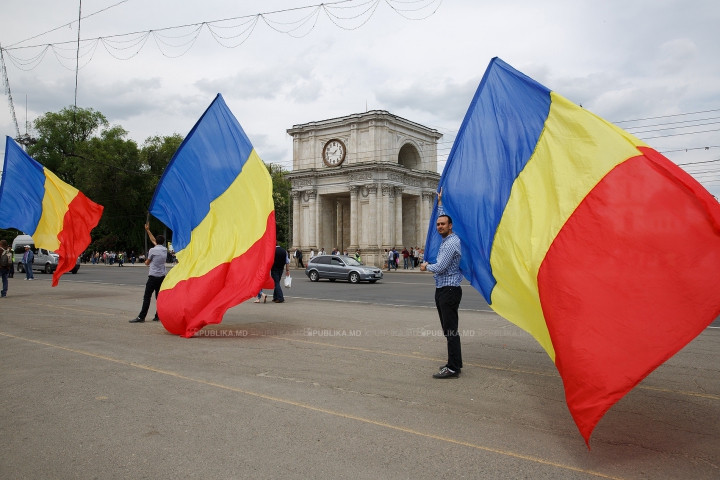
left=2, top=0, right=719, bottom=194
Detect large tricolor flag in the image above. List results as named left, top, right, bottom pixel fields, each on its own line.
left=149, top=94, right=276, bottom=338
left=0, top=137, right=104, bottom=286
left=426, top=58, right=720, bottom=444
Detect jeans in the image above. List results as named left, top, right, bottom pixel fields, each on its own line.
left=139, top=275, right=165, bottom=319
left=435, top=286, right=463, bottom=372
left=271, top=269, right=284, bottom=302
left=24, top=262, right=34, bottom=279
left=403, top=257, right=408, bottom=269
left=0, top=269, right=8, bottom=296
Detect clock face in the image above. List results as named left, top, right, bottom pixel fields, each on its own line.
left=322, top=139, right=346, bottom=167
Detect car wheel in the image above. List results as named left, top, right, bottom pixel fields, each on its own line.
left=71, top=266, right=79, bottom=274
left=45, top=264, right=52, bottom=274
left=309, top=270, right=319, bottom=282
left=17, top=263, right=24, bottom=273
left=349, top=272, right=360, bottom=284
left=368, top=280, right=377, bottom=284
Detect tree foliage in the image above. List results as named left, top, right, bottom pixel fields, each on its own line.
left=267, top=163, right=292, bottom=249
left=26, top=107, right=180, bottom=253
left=20, top=106, right=291, bottom=253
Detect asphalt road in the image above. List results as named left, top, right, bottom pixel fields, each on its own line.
left=1, top=267, right=718, bottom=478
left=58, top=263, right=493, bottom=311
left=51, top=263, right=720, bottom=328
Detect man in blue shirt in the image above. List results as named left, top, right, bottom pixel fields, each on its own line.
left=420, top=188, right=463, bottom=378
left=22, top=245, right=34, bottom=280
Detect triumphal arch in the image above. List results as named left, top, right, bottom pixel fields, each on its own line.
left=286, top=110, right=442, bottom=267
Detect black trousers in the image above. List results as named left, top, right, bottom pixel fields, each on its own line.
left=271, top=269, right=284, bottom=301
left=139, top=275, right=165, bottom=319
left=435, top=286, right=463, bottom=371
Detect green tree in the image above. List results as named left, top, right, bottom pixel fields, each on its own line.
left=29, top=107, right=108, bottom=186
left=266, top=163, right=291, bottom=249
left=26, top=106, right=183, bottom=254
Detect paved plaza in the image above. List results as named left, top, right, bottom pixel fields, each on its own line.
left=1, top=273, right=718, bottom=479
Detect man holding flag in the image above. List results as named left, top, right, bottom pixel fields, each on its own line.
left=421, top=188, right=463, bottom=379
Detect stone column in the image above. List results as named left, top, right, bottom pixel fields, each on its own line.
left=367, top=183, right=380, bottom=248
left=307, top=190, right=317, bottom=249
left=421, top=192, right=435, bottom=248
left=291, top=191, right=301, bottom=249
left=415, top=195, right=423, bottom=249
left=336, top=200, right=343, bottom=251
left=394, top=187, right=403, bottom=248
left=381, top=184, right=393, bottom=247
left=349, top=185, right=359, bottom=251
left=315, top=192, right=322, bottom=251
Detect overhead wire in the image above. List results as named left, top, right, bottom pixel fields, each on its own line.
left=6, top=0, right=130, bottom=48
left=1, top=0, right=443, bottom=67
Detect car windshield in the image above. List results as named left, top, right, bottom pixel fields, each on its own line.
left=343, top=256, right=363, bottom=266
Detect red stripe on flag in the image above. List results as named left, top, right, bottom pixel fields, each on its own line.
left=158, top=212, right=276, bottom=338
left=538, top=148, right=720, bottom=445
left=53, top=191, right=104, bottom=286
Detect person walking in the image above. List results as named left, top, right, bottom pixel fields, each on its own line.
left=271, top=244, right=290, bottom=303
left=22, top=245, right=34, bottom=280
left=130, top=224, right=167, bottom=323
left=0, top=240, right=12, bottom=297
left=294, top=247, right=304, bottom=268
left=420, top=188, right=463, bottom=379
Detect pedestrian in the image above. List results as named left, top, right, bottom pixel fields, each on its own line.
left=131, top=251, right=136, bottom=265
left=118, top=252, right=124, bottom=267
left=393, top=247, right=399, bottom=270
left=402, top=247, right=409, bottom=269
left=309, top=248, right=315, bottom=260
left=0, top=240, right=12, bottom=297
left=420, top=188, right=463, bottom=379
left=413, top=247, right=420, bottom=268
left=271, top=243, right=290, bottom=303
left=319, top=247, right=326, bottom=256
left=130, top=224, right=167, bottom=323
left=294, top=247, right=304, bottom=268
left=254, top=288, right=268, bottom=303
left=22, top=245, right=34, bottom=280
left=386, top=248, right=392, bottom=271
left=354, top=250, right=362, bottom=263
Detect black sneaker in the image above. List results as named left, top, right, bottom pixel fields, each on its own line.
left=129, top=317, right=145, bottom=323
left=152, top=316, right=160, bottom=322
left=432, top=367, right=459, bottom=379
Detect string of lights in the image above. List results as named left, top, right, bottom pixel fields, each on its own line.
left=1, top=0, right=443, bottom=69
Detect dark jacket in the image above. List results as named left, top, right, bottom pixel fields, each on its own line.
left=272, top=246, right=288, bottom=271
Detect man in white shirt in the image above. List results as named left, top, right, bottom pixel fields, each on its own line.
left=130, top=224, right=168, bottom=323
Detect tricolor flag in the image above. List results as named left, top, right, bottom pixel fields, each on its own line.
left=426, top=58, right=720, bottom=444
left=149, top=94, right=276, bottom=338
left=0, top=137, right=104, bottom=286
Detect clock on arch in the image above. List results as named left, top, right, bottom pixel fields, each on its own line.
left=322, top=139, right=346, bottom=167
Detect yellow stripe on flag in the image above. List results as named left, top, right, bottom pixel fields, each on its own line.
left=34, top=169, right=80, bottom=251
left=489, top=93, right=646, bottom=360
left=161, top=150, right=274, bottom=292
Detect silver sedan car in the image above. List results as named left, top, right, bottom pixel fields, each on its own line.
left=305, top=255, right=383, bottom=283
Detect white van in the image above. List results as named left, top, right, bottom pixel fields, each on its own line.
left=12, top=234, right=80, bottom=275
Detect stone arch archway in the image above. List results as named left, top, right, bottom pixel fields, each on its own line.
left=398, top=143, right=421, bottom=170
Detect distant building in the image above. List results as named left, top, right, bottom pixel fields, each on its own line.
left=286, top=110, right=441, bottom=267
